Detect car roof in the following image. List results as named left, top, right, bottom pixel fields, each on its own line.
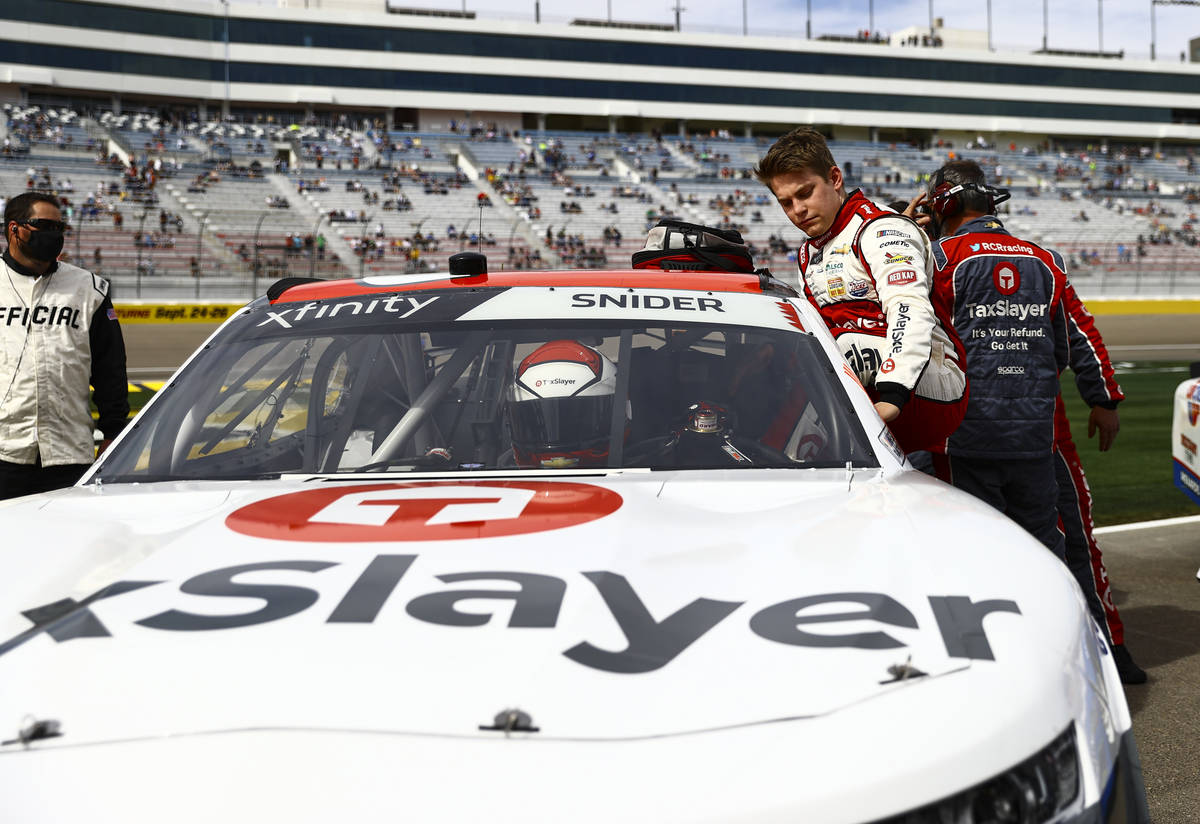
left=269, top=269, right=780, bottom=305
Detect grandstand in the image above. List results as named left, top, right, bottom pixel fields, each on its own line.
left=2, top=0, right=1200, bottom=298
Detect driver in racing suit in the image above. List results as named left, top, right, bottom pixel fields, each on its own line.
left=754, top=127, right=967, bottom=454
left=506, top=339, right=624, bottom=469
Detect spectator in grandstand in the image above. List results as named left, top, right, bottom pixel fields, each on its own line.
left=0, top=192, right=128, bottom=499
left=754, top=127, right=967, bottom=454
left=921, top=159, right=1068, bottom=561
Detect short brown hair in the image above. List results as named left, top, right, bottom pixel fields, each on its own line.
left=5, top=191, right=61, bottom=227
left=753, top=127, right=836, bottom=185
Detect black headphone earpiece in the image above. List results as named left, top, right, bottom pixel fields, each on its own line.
left=927, top=181, right=965, bottom=219
left=927, top=170, right=1011, bottom=219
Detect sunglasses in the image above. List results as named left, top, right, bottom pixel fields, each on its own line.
left=20, top=218, right=69, bottom=232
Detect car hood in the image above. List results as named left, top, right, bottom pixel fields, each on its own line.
left=0, top=469, right=1085, bottom=746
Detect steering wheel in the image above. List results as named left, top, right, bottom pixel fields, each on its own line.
left=622, top=434, right=679, bottom=467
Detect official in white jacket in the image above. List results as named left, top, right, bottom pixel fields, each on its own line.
left=0, top=192, right=128, bottom=499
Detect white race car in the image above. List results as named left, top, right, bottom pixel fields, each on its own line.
left=0, top=259, right=1147, bottom=823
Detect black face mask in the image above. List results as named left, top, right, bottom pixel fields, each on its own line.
left=20, top=229, right=65, bottom=263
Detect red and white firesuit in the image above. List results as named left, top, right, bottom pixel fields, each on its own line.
left=797, top=190, right=967, bottom=453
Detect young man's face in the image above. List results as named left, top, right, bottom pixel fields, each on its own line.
left=767, top=166, right=846, bottom=239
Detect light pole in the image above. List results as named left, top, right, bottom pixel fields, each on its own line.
left=868, top=0, right=873, bottom=38
left=1150, top=0, right=1200, bottom=61
left=1099, top=0, right=1104, bottom=52
left=987, top=0, right=993, bottom=50
left=1043, top=0, right=1048, bottom=52
left=806, top=0, right=811, bottom=38
left=221, top=0, right=231, bottom=120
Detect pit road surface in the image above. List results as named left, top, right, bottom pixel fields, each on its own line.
left=1097, top=518, right=1200, bottom=824
left=120, top=312, right=1200, bottom=821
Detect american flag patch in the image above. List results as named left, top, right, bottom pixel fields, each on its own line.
left=107, top=308, right=118, bottom=320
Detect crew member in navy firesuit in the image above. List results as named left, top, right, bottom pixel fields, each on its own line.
left=755, top=127, right=967, bottom=454
left=923, top=160, right=1068, bottom=559
left=899, top=192, right=1146, bottom=683
left=0, top=192, right=128, bottom=499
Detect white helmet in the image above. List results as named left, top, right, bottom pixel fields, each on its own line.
left=507, top=339, right=622, bottom=468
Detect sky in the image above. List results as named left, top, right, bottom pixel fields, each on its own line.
left=257, top=0, right=1199, bottom=64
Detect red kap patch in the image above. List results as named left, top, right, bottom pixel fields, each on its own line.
left=226, top=481, right=623, bottom=542
left=993, top=262, right=1020, bottom=296
left=887, top=269, right=917, bottom=286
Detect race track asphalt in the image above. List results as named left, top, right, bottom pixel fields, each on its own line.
left=121, top=312, right=1200, bottom=821
left=1097, top=517, right=1200, bottom=824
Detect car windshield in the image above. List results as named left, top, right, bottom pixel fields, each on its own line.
left=95, top=288, right=879, bottom=481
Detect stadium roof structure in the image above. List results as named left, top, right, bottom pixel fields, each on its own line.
left=6, top=0, right=1200, bottom=143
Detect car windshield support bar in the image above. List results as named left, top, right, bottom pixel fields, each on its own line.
left=369, top=330, right=492, bottom=464
left=607, top=328, right=633, bottom=468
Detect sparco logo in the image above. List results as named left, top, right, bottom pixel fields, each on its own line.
left=997, top=365, right=1025, bottom=375
left=968, top=301, right=1046, bottom=319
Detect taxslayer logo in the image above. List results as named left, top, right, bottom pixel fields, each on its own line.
left=226, top=481, right=623, bottom=542
left=967, top=301, right=1046, bottom=319
left=993, top=262, right=1020, bottom=296
left=887, top=269, right=917, bottom=286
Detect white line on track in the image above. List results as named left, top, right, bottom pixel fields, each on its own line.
left=1095, top=514, right=1200, bottom=534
